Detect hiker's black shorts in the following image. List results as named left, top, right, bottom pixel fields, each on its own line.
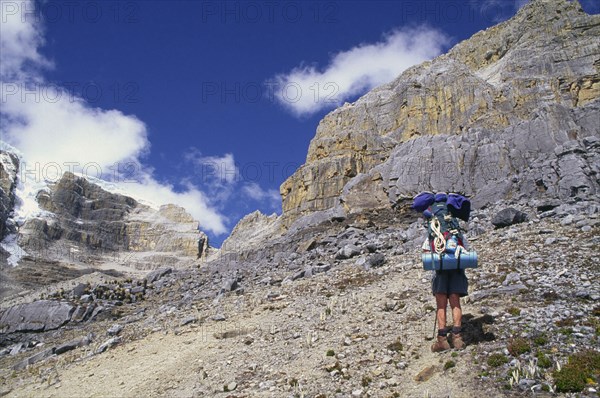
left=431, top=269, right=468, bottom=297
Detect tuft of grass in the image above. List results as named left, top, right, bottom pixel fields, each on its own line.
left=536, top=351, right=552, bottom=369
left=361, top=375, right=372, bottom=387
left=543, top=291, right=560, bottom=301
left=326, top=349, right=335, bottom=357
left=507, top=337, right=531, bottom=357
left=487, top=353, right=509, bottom=368
left=506, top=306, right=521, bottom=316
left=554, top=350, right=600, bottom=393
left=533, top=333, right=548, bottom=346
left=444, top=360, right=456, bottom=370
left=559, top=327, right=573, bottom=336
left=386, top=338, right=403, bottom=353
left=556, top=317, right=575, bottom=327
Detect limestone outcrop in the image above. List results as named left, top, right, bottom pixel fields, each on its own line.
left=0, top=152, right=19, bottom=242
left=280, top=0, right=600, bottom=223
left=2, top=171, right=206, bottom=270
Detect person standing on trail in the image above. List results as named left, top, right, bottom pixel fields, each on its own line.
left=414, top=192, right=473, bottom=352
left=427, top=241, right=467, bottom=352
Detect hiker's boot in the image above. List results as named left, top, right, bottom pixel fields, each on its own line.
left=431, top=335, right=450, bottom=352
left=451, top=327, right=465, bottom=350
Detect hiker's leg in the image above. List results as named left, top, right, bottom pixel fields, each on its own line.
left=449, top=293, right=465, bottom=349
left=435, top=293, right=448, bottom=329
left=449, top=293, right=462, bottom=327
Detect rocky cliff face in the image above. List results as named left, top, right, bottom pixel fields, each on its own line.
left=0, top=152, right=19, bottom=242
left=1, top=170, right=206, bottom=271
left=280, top=0, right=600, bottom=224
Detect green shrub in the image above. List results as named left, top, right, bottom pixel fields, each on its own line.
left=487, top=353, right=509, bottom=368
left=326, top=349, right=335, bottom=357
left=554, top=350, right=600, bottom=393
left=533, top=333, right=548, bottom=346
left=508, top=337, right=531, bottom=356
left=554, top=364, right=588, bottom=392
left=536, top=351, right=552, bottom=369
left=506, top=306, right=521, bottom=316
left=444, top=360, right=456, bottom=370
left=559, top=327, right=573, bottom=336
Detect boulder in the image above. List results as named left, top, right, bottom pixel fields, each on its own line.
left=146, top=267, right=173, bottom=284
left=491, top=208, right=528, bottom=228
left=0, top=300, right=75, bottom=334
left=335, top=245, right=361, bottom=260
left=367, top=253, right=386, bottom=268
left=95, top=337, right=122, bottom=354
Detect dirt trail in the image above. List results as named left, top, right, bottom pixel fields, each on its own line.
left=5, top=261, right=493, bottom=398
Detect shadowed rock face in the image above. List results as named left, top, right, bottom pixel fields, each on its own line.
left=0, top=152, right=19, bottom=242
left=280, top=0, right=600, bottom=223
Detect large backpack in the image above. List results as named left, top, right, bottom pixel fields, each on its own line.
left=412, top=192, right=477, bottom=270
left=427, top=198, right=463, bottom=250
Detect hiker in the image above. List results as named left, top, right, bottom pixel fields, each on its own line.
left=413, top=192, right=474, bottom=352
left=428, top=241, right=468, bottom=352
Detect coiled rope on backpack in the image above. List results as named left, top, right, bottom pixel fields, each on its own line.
left=430, top=218, right=446, bottom=254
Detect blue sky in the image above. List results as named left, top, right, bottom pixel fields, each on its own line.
left=1, top=0, right=599, bottom=246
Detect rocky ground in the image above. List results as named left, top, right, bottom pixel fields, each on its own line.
left=0, top=199, right=598, bottom=397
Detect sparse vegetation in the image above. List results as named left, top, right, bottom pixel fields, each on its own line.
left=556, top=317, right=575, bottom=327
left=326, top=349, right=335, bottom=357
left=487, top=353, right=509, bottom=367
left=553, top=350, right=600, bottom=393
left=533, top=333, right=548, bottom=346
left=543, top=291, right=560, bottom=301
left=444, top=360, right=456, bottom=370
left=386, top=338, right=403, bottom=353
left=506, top=306, right=521, bottom=316
left=507, top=337, right=531, bottom=356
left=536, top=351, right=552, bottom=369
left=361, top=375, right=372, bottom=387
left=559, top=327, right=573, bottom=336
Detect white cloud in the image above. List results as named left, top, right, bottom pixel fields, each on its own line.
left=270, top=26, right=451, bottom=117
left=0, top=0, right=229, bottom=235
left=184, top=149, right=239, bottom=185
left=2, top=90, right=149, bottom=168
left=0, top=0, right=50, bottom=79
left=242, top=182, right=280, bottom=206
left=182, top=149, right=282, bottom=215
left=469, top=0, right=525, bottom=23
